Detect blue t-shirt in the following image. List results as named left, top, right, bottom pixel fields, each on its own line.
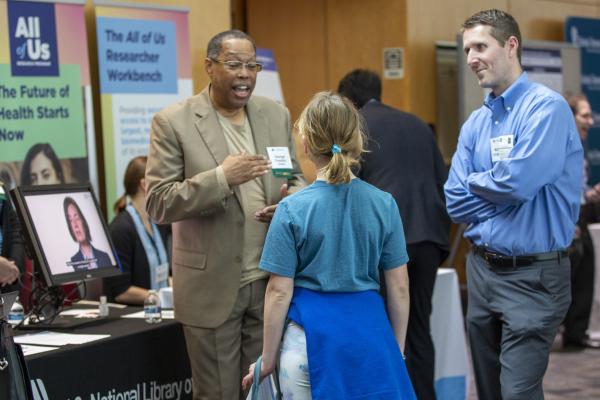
left=260, top=178, right=409, bottom=292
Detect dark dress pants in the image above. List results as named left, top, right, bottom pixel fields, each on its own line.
left=564, top=232, right=595, bottom=344
left=466, top=252, right=570, bottom=400
left=405, top=242, right=443, bottom=400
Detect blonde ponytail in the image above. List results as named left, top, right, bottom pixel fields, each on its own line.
left=324, top=149, right=354, bottom=184
left=296, top=91, right=364, bottom=184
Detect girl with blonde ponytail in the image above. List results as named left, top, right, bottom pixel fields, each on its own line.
left=295, top=91, right=363, bottom=184
left=243, top=91, right=415, bottom=399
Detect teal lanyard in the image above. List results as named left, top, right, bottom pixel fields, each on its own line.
left=125, top=204, right=168, bottom=290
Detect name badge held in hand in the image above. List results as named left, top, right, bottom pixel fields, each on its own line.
left=266, top=147, right=293, bottom=178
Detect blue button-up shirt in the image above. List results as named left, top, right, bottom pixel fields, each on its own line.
left=444, top=73, right=583, bottom=255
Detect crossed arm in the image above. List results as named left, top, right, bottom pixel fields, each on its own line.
left=445, top=98, right=571, bottom=223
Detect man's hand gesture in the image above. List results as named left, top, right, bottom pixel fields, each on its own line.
left=222, top=152, right=271, bottom=187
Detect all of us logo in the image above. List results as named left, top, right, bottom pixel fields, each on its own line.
left=7, top=0, right=59, bottom=76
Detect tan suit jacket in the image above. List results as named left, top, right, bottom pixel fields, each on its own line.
left=145, top=87, right=304, bottom=328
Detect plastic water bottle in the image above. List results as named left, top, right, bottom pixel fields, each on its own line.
left=144, top=290, right=162, bottom=323
left=8, top=296, right=24, bottom=326
left=98, top=295, right=109, bottom=317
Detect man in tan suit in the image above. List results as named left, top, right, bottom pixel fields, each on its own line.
left=145, top=30, right=304, bottom=399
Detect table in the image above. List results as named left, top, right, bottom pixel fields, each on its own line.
left=431, top=268, right=470, bottom=400
left=582, top=223, right=600, bottom=335
left=21, top=307, right=192, bottom=400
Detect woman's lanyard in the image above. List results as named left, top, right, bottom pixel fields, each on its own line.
left=125, top=203, right=168, bottom=290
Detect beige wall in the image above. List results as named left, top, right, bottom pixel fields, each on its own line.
left=405, top=0, right=600, bottom=275
left=327, top=0, right=408, bottom=112
left=247, top=0, right=409, bottom=181
left=246, top=0, right=600, bottom=181
left=406, top=0, right=600, bottom=124
left=247, top=0, right=408, bottom=122
left=247, top=0, right=600, bottom=126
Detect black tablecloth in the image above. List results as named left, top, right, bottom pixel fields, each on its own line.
left=19, top=307, right=192, bottom=399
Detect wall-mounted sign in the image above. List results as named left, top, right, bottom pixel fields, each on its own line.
left=383, top=47, right=404, bottom=79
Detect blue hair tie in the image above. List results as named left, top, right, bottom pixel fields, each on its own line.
left=331, top=144, right=342, bottom=154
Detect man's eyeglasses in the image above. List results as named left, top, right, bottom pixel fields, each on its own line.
left=210, top=59, right=263, bottom=72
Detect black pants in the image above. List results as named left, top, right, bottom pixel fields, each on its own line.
left=404, top=242, right=443, bottom=400
left=564, top=232, right=595, bottom=343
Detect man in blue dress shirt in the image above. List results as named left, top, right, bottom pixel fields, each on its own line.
left=445, top=9, right=583, bottom=400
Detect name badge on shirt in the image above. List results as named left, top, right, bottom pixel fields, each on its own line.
left=266, top=147, right=293, bottom=177
left=155, top=263, right=169, bottom=287
left=490, top=134, right=514, bottom=162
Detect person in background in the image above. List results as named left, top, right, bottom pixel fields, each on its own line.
left=0, top=165, right=18, bottom=191
left=145, top=29, right=305, bottom=399
left=0, top=183, right=24, bottom=292
left=242, top=91, right=416, bottom=399
left=20, top=143, right=65, bottom=186
left=445, top=9, right=582, bottom=399
left=563, top=93, right=600, bottom=349
left=338, top=69, right=450, bottom=399
left=64, top=197, right=112, bottom=271
left=104, top=156, right=170, bottom=305
left=0, top=260, right=19, bottom=288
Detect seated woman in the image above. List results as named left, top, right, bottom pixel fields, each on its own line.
left=104, top=156, right=170, bottom=305
left=1, top=183, right=24, bottom=293
left=243, top=92, right=416, bottom=399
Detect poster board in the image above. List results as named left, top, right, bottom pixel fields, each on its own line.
left=0, top=0, right=97, bottom=192
left=566, top=17, right=600, bottom=184
left=94, top=1, right=193, bottom=219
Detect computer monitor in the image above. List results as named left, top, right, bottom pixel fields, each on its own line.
left=10, top=184, right=121, bottom=287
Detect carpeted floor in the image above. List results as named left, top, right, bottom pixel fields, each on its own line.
left=544, top=341, right=600, bottom=399
left=466, top=335, right=600, bottom=399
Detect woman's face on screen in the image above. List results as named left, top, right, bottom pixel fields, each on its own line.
left=29, top=152, right=60, bottom=185
left=67, top=204, right=87, bottom=244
